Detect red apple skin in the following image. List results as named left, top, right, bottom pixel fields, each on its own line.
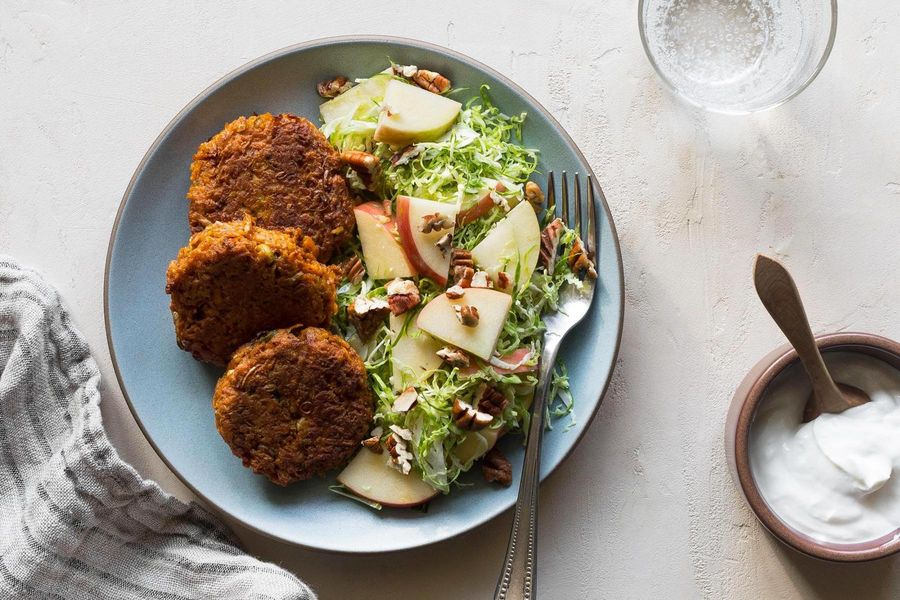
left=355, top=200, right=393, bottom=223
left=459, top=348, right=536, bottom=377
left=356, top=201, right=404, bottom=248
left=456, top=182, right=507, bottom=226
left=342, top=483, right=439, bottom=509
left=395, top=196, right=445, bottom=285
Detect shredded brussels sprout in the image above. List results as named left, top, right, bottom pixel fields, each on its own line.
left=322, top=68, right=585, bottom=498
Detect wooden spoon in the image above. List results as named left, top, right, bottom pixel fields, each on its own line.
left=753, top=254, right=869, bottom=422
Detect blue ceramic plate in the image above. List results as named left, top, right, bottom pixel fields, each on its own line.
left=105, top=36, right=623, bottom=553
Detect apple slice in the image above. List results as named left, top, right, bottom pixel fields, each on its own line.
left=416, top=288, right=512, bottom=360
left=354, top=202, right=415, bottom=280
left=320, top=71, right=392, bottom=124
left=389, top=313, right=444, bottom=391
left=457, top=181, right=508, bottom=226
left=459, top=348, right=536, bottom=377
left=396, top=196, right=460, bottom=285
left=337, top=449, right=438, bottom=508
left=470, top=201, right=541, bottom=292
left=453, top=427, right=502, bottom=465
left=374, top=79, right=461, bottom=146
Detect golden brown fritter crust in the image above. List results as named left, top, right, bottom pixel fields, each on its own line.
left=165, top=218, right=337, bottom=366
left=187, top=113, right=354, bottom=261
left=213, top=326, right=373, bottom=485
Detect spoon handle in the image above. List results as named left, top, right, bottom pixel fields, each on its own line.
left=753, top=255, right=846, bottom=413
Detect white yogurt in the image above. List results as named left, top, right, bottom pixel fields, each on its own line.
left=749, top=351, right=900, bottom=544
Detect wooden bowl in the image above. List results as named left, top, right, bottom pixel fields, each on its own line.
left=726, top=332, right=900, bottom=562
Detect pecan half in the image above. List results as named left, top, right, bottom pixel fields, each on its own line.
left=450, top=247, right=474, bottom=271
left=419, top=212, right=453, bottom=234
left=454, top=304, right=479, bottom=327
left=317, top=76, right=352, bottom=98
left=452, top=398, right=493, bottom=431
left=568, top=237, right=597, bottom=280
left=412, top=69, right=451, bottom=94
left=540, top=218, right=564, bottom=275
left=524, top=181, right=545, bottom=208
left=476, top=385, right=508, bottom=417
left=348, top=296, right=390, bottom=341
left=481, top=447, right=512, bottom=486
left=341, top=150, right=380, bottom=191
left=437, top=346, right=470, bottom=368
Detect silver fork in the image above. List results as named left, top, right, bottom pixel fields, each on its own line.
left=494, top=171, right=598, bottom=600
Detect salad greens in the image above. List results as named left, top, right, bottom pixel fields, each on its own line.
left=324, top=68, right=583, bottom=495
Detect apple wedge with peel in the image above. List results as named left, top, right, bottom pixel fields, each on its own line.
left=471, top=200, right=541, bottom=292
left=389, top=313, right=444, bottom=391
left=396, top=195, right=460, bottom=285
left=354, top=202, right=416, bottom=280
left=416, top=288, right=512, bottom=360
left=319, top=71, right=391, bottom=124
left=457, top=181, right=508, bottom=226
left=374, top=79, right=461, bottom=146
left=453, top=427, right=502, bottom=466
left=337, top=449, right=438, bottom=508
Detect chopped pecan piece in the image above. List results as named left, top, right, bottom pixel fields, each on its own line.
left=452, top=398, right=493, bottom=431
left=338, top=255, right=366, bottom=285
left=386, top=426, right=414, bottom=474
left=413, top=69, right=451, bottom=94
left=496, top=271, right=512, bottom=291
left=540, top=218, right=565, bottom=275
left=435, top=232, right=453, bottom=258
left=452, top=266, right=474, bottom=288
left=454, top=304, right=479, bottom=327
left=470, top=270, right=492, bottom=289
left=437, top=346, right=470, bottom=367
left=390, top=145, right=421, bottom=166
left=524, top=181, right=545, bottom=208
left=392, top=386, right=418, bottom=413
left=450, top=248, right=475, bottom=278
left=476, top=385, right=508, bottom=417
left=348, top=296, right=390, bottom=341
left=341, top=150, right=380, bottom=191
left=445, top=285, right=465, bottom=299
left=419, top=212, right=453, bottom=234
left=386, top=278, right=421, bottom=315
left=361, top=436, right=383, bottom=454
left=391, top=63, right=419, bottom=78
left=481, top=447, right=512, bottom=486
left=317, top=75, right=352, bottom=98
left=568, top=237, right=597, bottom=280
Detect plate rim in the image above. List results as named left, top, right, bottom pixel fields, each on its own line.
left=103, top=34, right=624, bottom=554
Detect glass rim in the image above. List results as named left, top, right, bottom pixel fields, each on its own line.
left=637, top=0, right=838, bottom=115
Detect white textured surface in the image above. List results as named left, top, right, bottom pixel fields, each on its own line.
left=2, top=1, right=899, bottom=598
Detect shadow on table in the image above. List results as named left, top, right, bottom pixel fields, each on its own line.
left=772, top=535, right=900, bottom=599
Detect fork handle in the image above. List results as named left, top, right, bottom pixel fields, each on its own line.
left=494, top=337, right=561, bottom=600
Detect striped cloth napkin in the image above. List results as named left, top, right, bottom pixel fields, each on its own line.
left=0, top=258, right=315, bottom=599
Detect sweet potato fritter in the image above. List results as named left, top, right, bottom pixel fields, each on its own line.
left=165, top=218, right=337, bottom=366
left=213, top=326, right=373, bottom=485
left=187, top=113, right=354, bottom=261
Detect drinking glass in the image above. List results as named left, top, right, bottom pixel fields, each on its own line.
left=639, top=0, right=837, bottom=114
